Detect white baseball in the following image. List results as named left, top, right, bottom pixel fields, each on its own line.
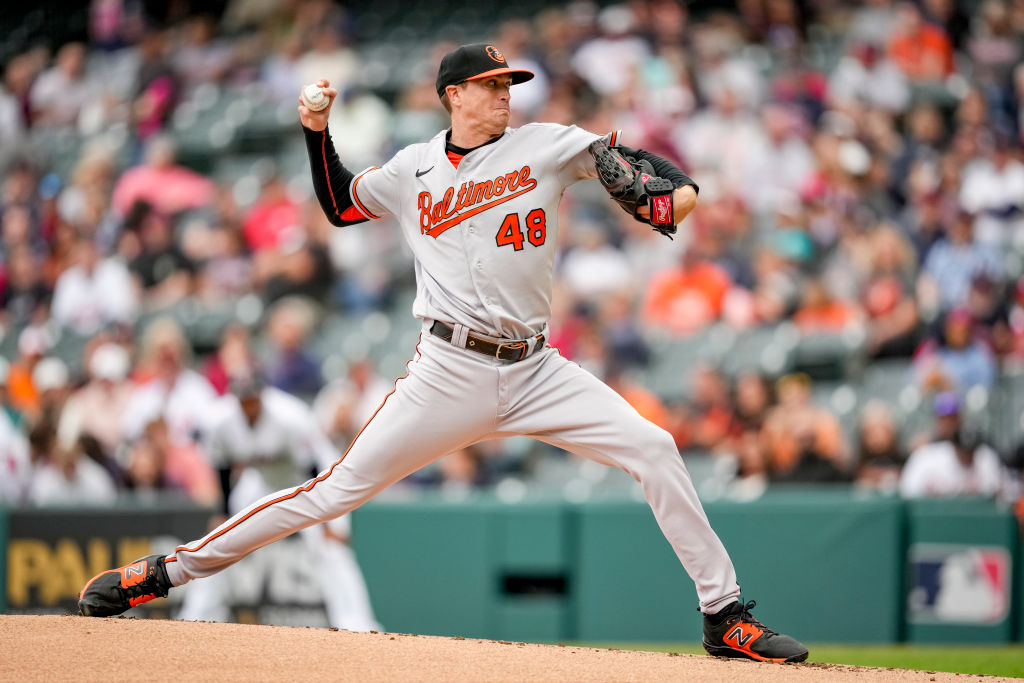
left=302, top=84, right=329, bottom=112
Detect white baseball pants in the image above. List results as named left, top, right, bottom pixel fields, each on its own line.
left=164, top=327, right=741, bottom=614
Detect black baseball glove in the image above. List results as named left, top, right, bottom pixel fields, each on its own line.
left=589, top=139, right=677, bottom=239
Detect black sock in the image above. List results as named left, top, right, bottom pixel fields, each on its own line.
left=704, top=601, right=740, bottom=624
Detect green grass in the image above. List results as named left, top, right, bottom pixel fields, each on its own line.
left=576, top=643, right=1024, bottom=678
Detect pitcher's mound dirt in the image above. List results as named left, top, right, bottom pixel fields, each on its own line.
left=0, top=615, right=1008, bottom=682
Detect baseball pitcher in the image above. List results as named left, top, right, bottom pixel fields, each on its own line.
left=81, top=43, right=807, bottom=663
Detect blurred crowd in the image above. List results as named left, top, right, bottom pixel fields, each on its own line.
left=1, top=0, right=1023, bottom=509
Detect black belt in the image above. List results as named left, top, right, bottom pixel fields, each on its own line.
left=429, top=321, right=545, bottom=362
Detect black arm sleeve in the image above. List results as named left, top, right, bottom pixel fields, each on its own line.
left=218, top=467, right=232, bottom=515
left=303, top=125, right=368, bottom=227
left=616, top=145, right=699, bottom=195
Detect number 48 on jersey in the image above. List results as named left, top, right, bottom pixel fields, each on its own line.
left=496, top=209, right=547, bottom=251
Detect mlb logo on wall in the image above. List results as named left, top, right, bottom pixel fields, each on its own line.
left=907, top=544, right=1011, bottom=624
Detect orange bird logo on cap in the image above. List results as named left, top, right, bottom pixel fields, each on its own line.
left=486, top=45, right=505, bottom=63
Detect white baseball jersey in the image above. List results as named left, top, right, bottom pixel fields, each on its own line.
left=350, top=124, right=618, bottom=339
left=203, top=386, right=337, bottom=503
left=165, top=122, right=743, bottom=619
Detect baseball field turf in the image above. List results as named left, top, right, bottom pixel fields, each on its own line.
left=589, top=643, right=1024, bottom=678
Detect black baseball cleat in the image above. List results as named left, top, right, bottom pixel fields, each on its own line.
left=702, top=600, right=809, bottom=663
left=79, top=554, right=172, bottom=617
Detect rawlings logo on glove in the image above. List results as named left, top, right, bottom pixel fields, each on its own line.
left=589, top=140, right=677, bottom=239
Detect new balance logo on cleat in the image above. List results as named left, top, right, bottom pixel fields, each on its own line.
left=123, top=562, right=146, bottom=579
left=702, top=600, right=808, bottom=664
left=725, top=624, right=757, bottom=647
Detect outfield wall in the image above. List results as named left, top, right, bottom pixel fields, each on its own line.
left=1, top=491, right=1019, bottom=643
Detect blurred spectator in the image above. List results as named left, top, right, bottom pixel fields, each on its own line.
left=732, top=371, right=774, bottom=432
left=32, top=356, right=71, bottom=428
left=643, top=247, right=732, bottom=336
left=122, top=432, right=180, bottom=502
left=0, top=243, right=51, bottom=327
left=263, top=296, right=323, bottom=396
left=6, top=327, right=54, bottom=420
left=719, top=371, right=775, bottom=498
left=192, top=222, right=253, bottom=303
left=121, top=316, right=218, bottom=448
left=1005, top=277, right=1024, bottom=365
left=886, top=1, right=955, bottom=82
left=126, top=203, right=196, bottom=308
left=863, top=225, right=921, bottom=357
left=324, top=207, right=399, bottom=313
left=51, top=232, right=137, bottom=335
left=598, top=292, right=649, bottom=369
left=30, top=43, right=99, bottom=128
left=559, top=223, right=632, bottom=303
left=497, top=19, right=551, bottom=119
left=571, top=5, right=650, bottom=97
left=295, top=21, right=359, bottom=100
left=143, top=417, right=220, bottom=506
left=792, top=276, right=861, bottom=333
left=676, top=86, right=762, bottom=200
left=723, top=428, right=771, bottom=501
left=0, top=84, right=26, bottom=167
left=57, top=342, right=133, bottom=457
left=173, top=15, right=235, bottom=93
left=827, top=42, right=910, bottom=113
left=2, top=203, right=45, bottom=262
left=392, top=76, right=451, bottom=149
left=913, top=307, right=996, bottom=393
left=687, top=365, right=736, bottom=453
left=256, top=212, right=334, bottom=304
left=931, top=390, right=966, bottom=444
left=900, top=420, right=1011, bottom=499
left=313, top=358, right=393, bottom=449
left=854, top=400, right=906, bottom=492
left=744, top=105, right=816, bottom=213
left=57, top=143, right=119, bottom=241
left=965, top=273, right=1012, bottom=355
left=919, top=210, right=1003, bottom=313
left=922, top=0, right=972, bottom=51
left=28, top=437, right=117, bottom=506
left=762, top=373, right=849, bottom=481
left=965, top=1, right=1022, bottom=108
left=203, top=324, right=256, bottom=396
left=605, top=366, right=670, bottom=433
left=242, top=174, right=302, bottom=253
left=746, top=246, right=802, bottom=325
left=0, top=358, right=25, bottom=430
left=2, top=53, right=36, bottom=136
left=891, top=103, right=946, bottom=200
left=846, top=0, right=900, bottom=48
left=690, top=19, right=764, bottom=110
left=0, top=402, right=31, bottom=504
left=958, top=131, right=1024, bottom=248
left=111, top=135, right=215, bottom=217
left=131, top=28, right=179, bottom=141
left=330, top=88, right=393, bottom=171
left=262, top=31, right=305, bottom=103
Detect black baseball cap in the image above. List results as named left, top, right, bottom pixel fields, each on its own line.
left=435, top=43, right=534, bottom=98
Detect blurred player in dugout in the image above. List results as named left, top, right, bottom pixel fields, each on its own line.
left=177, top=372, right=380, bottom=631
